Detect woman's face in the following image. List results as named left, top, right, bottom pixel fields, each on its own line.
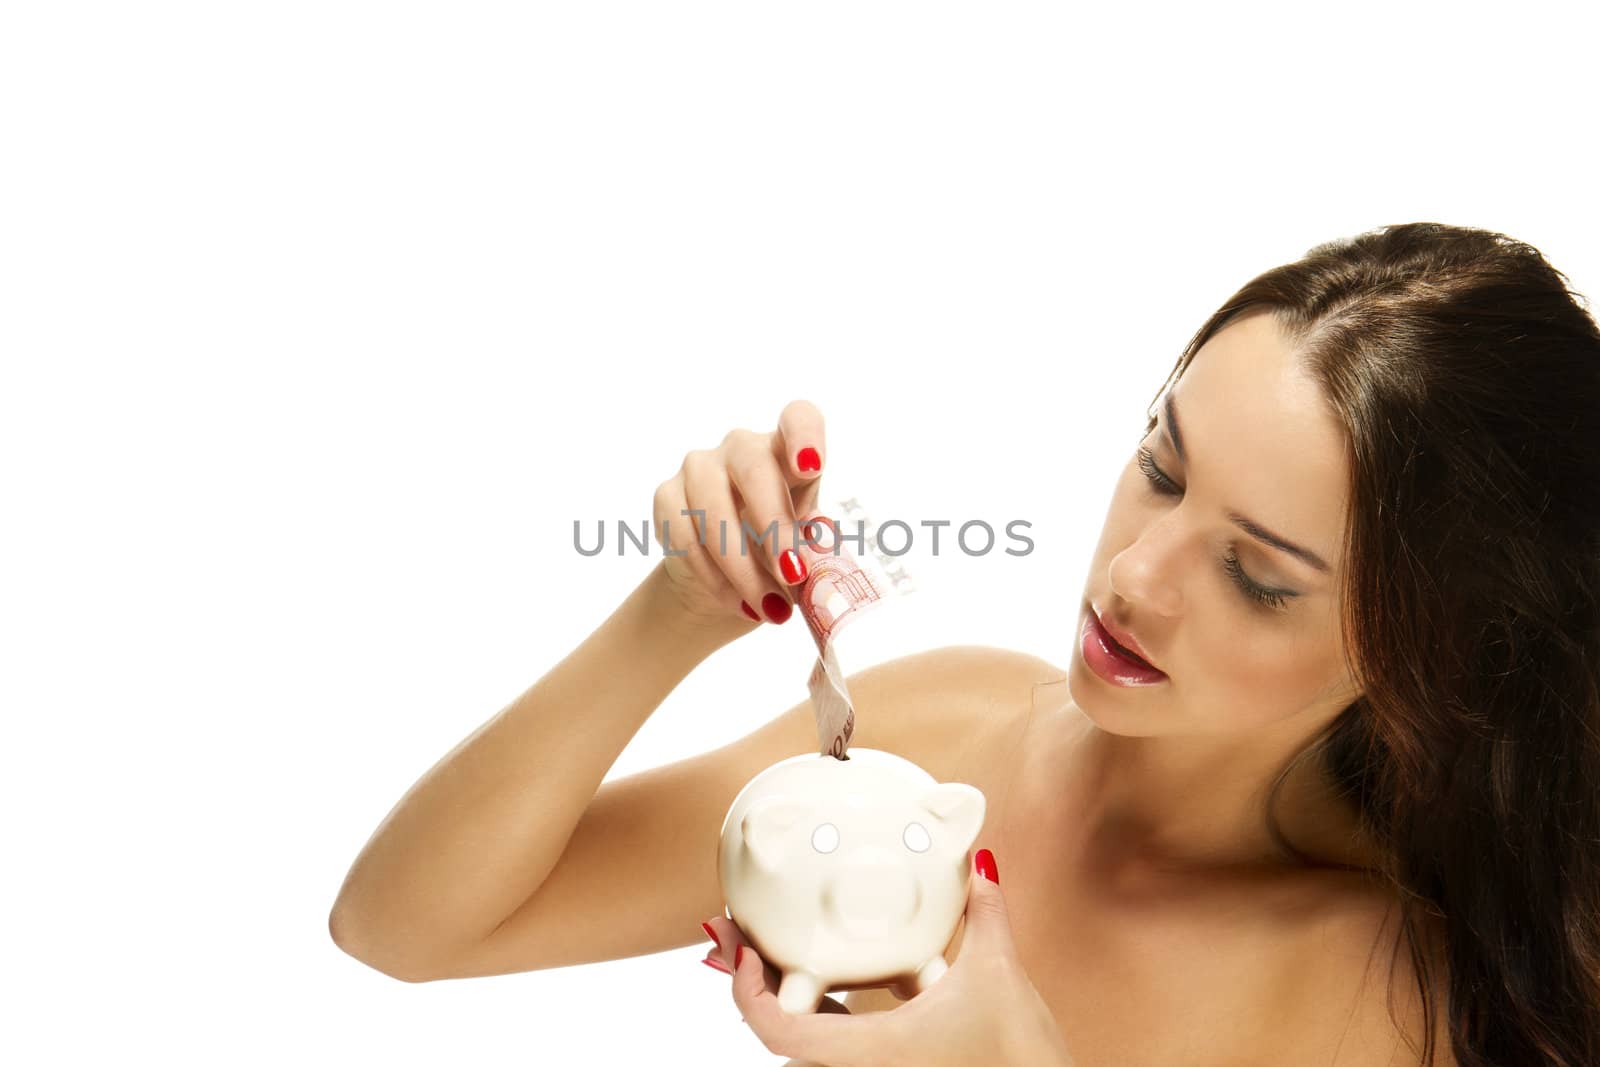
left=1071, top=310, right=1360, bottom=737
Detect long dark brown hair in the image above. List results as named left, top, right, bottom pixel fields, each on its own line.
left=1143, top=222, right=1600, bottom=1065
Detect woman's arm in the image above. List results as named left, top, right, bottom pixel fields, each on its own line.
left=327, top=560, right=748, bottom=980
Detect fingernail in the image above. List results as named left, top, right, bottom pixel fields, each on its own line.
left=800, top=516, right=839, bottom=552
left=740, top=601, right=760, bottom=622
left=975, top=847, right=999, bottom=884
left=779, top=549, right=807, bottom=585
left=702, top=921, right=722, bottom=950
left=797, top=446, right=821, bottom=473
left=735, top=945, right=745, bottom=969
left=702, top=956, right=731, bottom=975
left=761, top=593, right=792, bottom=624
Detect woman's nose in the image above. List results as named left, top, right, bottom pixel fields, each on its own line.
left=1108, top=522, right=1185, bottom=618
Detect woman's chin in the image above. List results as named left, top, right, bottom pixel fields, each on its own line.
left=1066, top=660, right=1173, bottom=737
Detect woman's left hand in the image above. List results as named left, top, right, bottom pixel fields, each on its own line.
left=700, top=849, right=1076, bottom=1067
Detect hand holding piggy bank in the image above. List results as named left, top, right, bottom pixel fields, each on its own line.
left=716, top=748, right=987, bottom=1014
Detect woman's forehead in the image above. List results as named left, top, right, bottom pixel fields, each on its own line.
left=1169, top=316, right=1348, bottom=571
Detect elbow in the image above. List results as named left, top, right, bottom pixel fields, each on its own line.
left=327, top=903, right=437, bottom=984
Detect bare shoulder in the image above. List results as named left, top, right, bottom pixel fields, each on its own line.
left=1269, top=873, right=1457, bottom=1066
left=857, top=642, right=1066, bottom=702
left=844, top=644, right=1068, bottom=783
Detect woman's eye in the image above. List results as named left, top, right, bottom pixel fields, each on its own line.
left=1136, top=445, right=1181, bottom=495
left=1133, top=446, right=1292, bottom=611
left=1222, top=552, right=1289, bottom=610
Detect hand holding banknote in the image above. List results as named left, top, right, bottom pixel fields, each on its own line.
left=652, top=399, right=826, bottom=628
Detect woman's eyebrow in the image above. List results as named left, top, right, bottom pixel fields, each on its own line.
left=1163, top=392, right=1332, bottom=575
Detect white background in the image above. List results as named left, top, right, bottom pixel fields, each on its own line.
left=4, top=1, right=1596, bottom=1063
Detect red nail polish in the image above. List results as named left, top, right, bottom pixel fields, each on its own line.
left=975, top=848, right=999, bottom=884
left=740, top=601, right=760, bottom=622
left=779, top=549, right=807, bottom=585
left=702, top=956, right=731, bottom=975
left=761, top=593, right=792, bottom=624
left=702, top=921, right=722, bottom=950
left=735, top=945, right=745, bottom=969
left=797, top=446, right=821, bottom=473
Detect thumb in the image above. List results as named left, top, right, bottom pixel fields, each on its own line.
left=963, top=847, right=1017, bottom=956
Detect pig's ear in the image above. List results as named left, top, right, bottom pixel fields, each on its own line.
left=918, top=783, right=987, bottom=851
left=742, top=795, right=813, bottom=872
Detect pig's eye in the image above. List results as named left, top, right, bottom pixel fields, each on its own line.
left=811, top=822, right=840, bottom=853
left=902, top=822, right=931, bottom=853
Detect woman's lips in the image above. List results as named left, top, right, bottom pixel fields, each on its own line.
left=1090, top=601, right=1161, bottom=671
left=1103, top=628, right=1156, bottom=669
left=1082, top=601, right=1168, bottom=686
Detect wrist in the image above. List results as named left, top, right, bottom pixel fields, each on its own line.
left=634, top=559, right=751, bottom=662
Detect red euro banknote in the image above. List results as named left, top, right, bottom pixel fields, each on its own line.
left=793, top=513, right=892, bottom=759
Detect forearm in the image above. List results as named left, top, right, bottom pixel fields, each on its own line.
left=329, top=559, right=747, bottom=976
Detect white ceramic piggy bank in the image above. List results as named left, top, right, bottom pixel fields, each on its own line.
left=716, top=747, right=987, bottom=1014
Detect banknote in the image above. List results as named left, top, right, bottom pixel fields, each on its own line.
left=793, top=512, right=894, bottom=759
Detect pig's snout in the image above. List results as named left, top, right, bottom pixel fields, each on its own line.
left=820, top=844, right=921, bottom=939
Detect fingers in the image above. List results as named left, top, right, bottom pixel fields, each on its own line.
left=701, top=915, right=849, bottom=1010
left=702, top=914, right=745, bottom=973
left=652, top=467, right=745, bottom=616
left=722, top=430, right=809, bottom=592
left=680, top=445, right=795, bottom=618
left=652, top=399, right=824, bottom=627
left=703, top=948, right=851, bottom=1015
left=959, top=847, right=1019, bottom=962
left=778, top=399, right=827, bottom=549
left=774, top=398, right=825, bottom=483
left=729, top=942, right=880, bottom=1066
left=775, top=398, right=825, bottom=540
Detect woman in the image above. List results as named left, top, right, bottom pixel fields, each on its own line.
left=329, top=222, right=1600, bottom=1066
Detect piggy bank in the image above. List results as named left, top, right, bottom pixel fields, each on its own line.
left=716, top=747, right=987, bottom=1014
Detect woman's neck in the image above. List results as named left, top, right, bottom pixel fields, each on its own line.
left=1052, top=698, right=1388, bottom=879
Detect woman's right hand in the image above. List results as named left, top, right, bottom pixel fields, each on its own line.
left=653, top=399, right=826, bottom=629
